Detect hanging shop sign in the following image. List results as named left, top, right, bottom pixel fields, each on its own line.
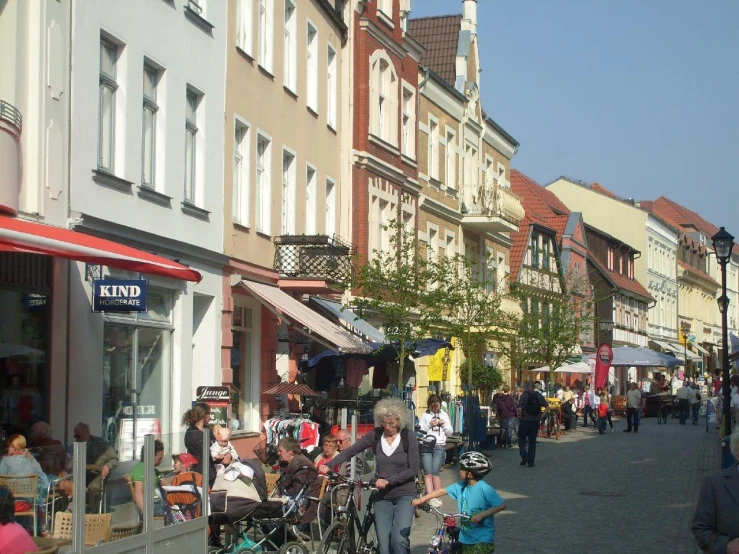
left=196, top=386, right=231, bottom=426
left=93, top=279, right=148, bottom=312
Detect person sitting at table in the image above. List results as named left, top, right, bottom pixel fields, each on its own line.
left=0, top=434, right=50, bottom=537
left=561, top=398, right=578, bottom=432
left=66, top=422, right=119, bottom=513
left=131, top=440, right=167, bottom=516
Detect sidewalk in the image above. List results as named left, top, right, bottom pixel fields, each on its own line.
left=410, top=415, right=721, bottom=554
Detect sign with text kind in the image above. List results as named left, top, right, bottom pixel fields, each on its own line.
left=93, top=279, right=148, bottom=312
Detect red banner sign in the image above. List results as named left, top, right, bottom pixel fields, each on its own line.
left=595, top=343, right=612, bottom=390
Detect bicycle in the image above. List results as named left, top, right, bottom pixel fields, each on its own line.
left=416, top=502, right=470, bottom=554
left=539, top=408, right=560, bottom=440
left=315, top=472, right=378, bottom=554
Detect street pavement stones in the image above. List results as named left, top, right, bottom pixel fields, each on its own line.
left=410, top=414, right=721, bottom=554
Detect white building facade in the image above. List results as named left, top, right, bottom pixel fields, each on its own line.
left=646, top=214, right=680, bottom=345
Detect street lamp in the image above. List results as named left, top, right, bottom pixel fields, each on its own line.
left=680, top=322, right=691, bottom=379
left=712, top=226, right=734, bottom=468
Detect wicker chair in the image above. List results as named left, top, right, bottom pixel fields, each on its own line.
left=52, top=511, right=112, bottom=546
left=0, top=473, right=39, bottom=536
left=106, top=520, right=143, bottom=542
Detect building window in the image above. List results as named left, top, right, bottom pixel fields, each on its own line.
left=233, top=120, right=250, bottom=225
left=98, top=38, right=118, bottom=172
left=428, top=226, right=438, bottom=264
left=401, top=86, right=414, bottom=158
left=378, top=0, right=392, bottom=18
left=141, top=64, right=159, bottom=188
left=283, top=0, right=296, bottom=92
left=184, top=88, right=200, bottom=204
left=370, top=54, right=397, bottom=145
left=445, top=233, right=456, bottom=261
left=446, top=131, right=456, bottom=189
left=607, top=246, right=614, bottom=270
left=530, top=234, right=539, bottom=268
left=281, top=149, right=295, bottom=235
left=542, top=238, right=550, bottom=270
left=231, top=304, right=257, bottom=431
left=236, top=0, right=253, bottom=55
left=325, top=178, right=336, bottom=237
left=428, top=119, right=439, bottom=180
left=256, top=134, right=271, bottom=234
left=306, top=22, right=318, bottom=112
left=305, top=165, right=316, bottom=234
left=258, top=0, right=274, bottom=72
left=188, top=0, right=205, bottom=15
left=327, top=45, right=337, bottom=129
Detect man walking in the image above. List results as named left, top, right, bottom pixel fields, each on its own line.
left=623, top=382, right=643, bottom=433
left=517, top=382, right=548, bottom=467
left=495, top=385, right=518, bottom=449
left=676, top=381, right=692, bottom=425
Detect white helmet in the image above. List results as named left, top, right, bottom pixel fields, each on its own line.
left=459, top=451, right=492, bottom=477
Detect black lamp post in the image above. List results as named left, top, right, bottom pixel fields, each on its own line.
left=711, top=226, right=734, bottom=468
left=680, top=322, right=691, bottom=379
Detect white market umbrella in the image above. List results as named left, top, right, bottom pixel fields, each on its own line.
left=529, top=365, right=551, bottom=373
left=554, top=362, right=593, bottom=374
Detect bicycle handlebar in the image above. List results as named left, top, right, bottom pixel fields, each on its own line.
left=324, top=470, right=377, bottom=489
left=419, top=502, right=469, bottom=520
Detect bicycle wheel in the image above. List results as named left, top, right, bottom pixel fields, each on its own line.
left=357, top=514, right=378, bottom=554
left=280, top=542, right=309, bottom=554
left=316, top=521, right=348, bottom=554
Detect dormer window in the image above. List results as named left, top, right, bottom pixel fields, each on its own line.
left=607, top=246, right=614, bottom=271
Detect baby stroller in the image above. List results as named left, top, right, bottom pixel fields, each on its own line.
left=208, top=463, right=315, bottom=554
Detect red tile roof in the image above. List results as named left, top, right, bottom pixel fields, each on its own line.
left=508, top=215, right=531, bottom=283
left=587, top=250, right=655, bottom=302
left=677, top=259, right=719, bottom=287
left=511, top=170, right=570, bottom=217
left=408, top=15, right=462, bottom=86
left=590, top=182, right=620, bottom=199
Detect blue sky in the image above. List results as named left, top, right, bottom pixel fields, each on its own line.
left=410, top=0, right=739, bottom=239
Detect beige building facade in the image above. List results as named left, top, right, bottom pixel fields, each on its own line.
left=221, top=0, right=349, bottom=431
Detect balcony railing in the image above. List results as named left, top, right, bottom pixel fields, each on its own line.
left=0, top=101, right=22, bottom=132
left=460, top=182, right=525, bottom=232
left=274, top=234, right=355, bottom=283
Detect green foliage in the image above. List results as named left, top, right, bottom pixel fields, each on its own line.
left=464, top=359, right=505, bottom=402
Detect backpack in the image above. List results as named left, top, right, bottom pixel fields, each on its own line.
left=369, top=427, right=410, bottom=455
left=524, top=391, right=542, bottom=416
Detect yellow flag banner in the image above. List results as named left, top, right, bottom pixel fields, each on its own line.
left=428, top=347, right=444, bottom=381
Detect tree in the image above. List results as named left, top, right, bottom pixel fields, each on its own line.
left=348, top=219, right=447, bottom=388
left=495, top=267, right=594, bottom=386
left=438, top=253, right=504, bottom=389
left=466, top=359, right=505, bottom=406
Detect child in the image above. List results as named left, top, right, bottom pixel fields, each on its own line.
left=412, top=451, right=505, bottom=553
left=597, top=393, right=610, bottom=434
left=210, top=425, right=239, bottom=477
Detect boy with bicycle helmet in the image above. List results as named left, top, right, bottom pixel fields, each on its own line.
left=413, top=452, right=506, bottom=553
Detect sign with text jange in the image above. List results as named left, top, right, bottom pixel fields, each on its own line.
left=93, top=279, right=148, bottom=312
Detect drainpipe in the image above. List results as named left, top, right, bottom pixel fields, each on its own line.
left=63, top=0, right=74, bottom=443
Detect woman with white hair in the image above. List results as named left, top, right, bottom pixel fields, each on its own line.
left=691, top=429, right=739, bottom=553
left=319, top=397, right=419, bottom=554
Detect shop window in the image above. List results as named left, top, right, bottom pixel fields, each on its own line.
left=231, top=305, right=258, bottom=431
left=102, top=288, right=173, bottom=461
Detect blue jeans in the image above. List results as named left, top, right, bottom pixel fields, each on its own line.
left=518, top=419, right=538, bottom=464
left=583, top=405, right=596, bottom=427
left=679, top=399, right=690, bottom=424
left=691, top=403, right=700, bottom=423
left=501, top=418, right=515, bottom=447
left=626, top=407, right=640, bottom=431
left=420, top=447, right=445, bottom=476
left=597, top=416, right=607, bottom=434
left=374, top=495, right=414, bottom=554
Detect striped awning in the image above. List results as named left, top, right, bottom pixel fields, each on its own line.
left=649, top=339, right=677, bottom=354
left=264, top=382, right=320, bottom=396
left=692, top=343, right=710, bottom=356
left=239, top=280, right=372, bottom=354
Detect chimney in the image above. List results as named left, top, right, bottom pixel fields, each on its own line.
left=461, top=0, right=477, bottom=35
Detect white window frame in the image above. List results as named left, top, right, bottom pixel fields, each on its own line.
left=281, top=147, right=296, bottom=235
left=233, top=117, right=251, bottom=226
left=256, top=132, right=272, bottom=234
left=445, top=129, right=456, bottom=190
left=98, top=37, right=118, bottom=172
left=378, top=0, right=392, bottom=18
left=141, top=63, right=159, bottom=188
left=369, top=51, right=398, bottom=146
left=258, top=0, right=274, bottom=73
left=305, top=164, right=317, bottom=235
left=325, top=177, right=336, bottom=237
left=427, top=115, right=439, bottom=180
left=184, top=87, right=201, bottom=204
left=445, top=231, right=456, bottom=261
left=236, top=0, right=254, bottom=56
left=283, top=0, right=297, bottom=92
left=401, top=82, right=415, bottom=158
left=427, top=223, right=439, bottom=264
left=306, top=21, right=318, bottom=113
left=327, top=44, right=337, bottom=129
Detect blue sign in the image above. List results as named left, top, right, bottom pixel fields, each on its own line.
left=23, top=293, right=49, bottom=312
left=93, top=279, right=148, bottom=312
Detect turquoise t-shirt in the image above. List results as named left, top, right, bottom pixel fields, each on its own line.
left=445, top=480, right=504, bottom=544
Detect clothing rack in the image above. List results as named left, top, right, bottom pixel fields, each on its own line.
left=262, top=413, right=320, bottom=451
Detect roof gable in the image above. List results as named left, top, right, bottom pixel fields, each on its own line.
left=408, top=15, right=462, bottom=87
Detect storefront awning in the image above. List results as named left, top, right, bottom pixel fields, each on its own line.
left=692, top=343, right=709, bottom=357
left=650, top=339, right=678, bottom=354
left=239, top=280, right=372, bottom=354
left=0, top=215, right=202, bottom=282
left=309, top=296, right=386, bottom=343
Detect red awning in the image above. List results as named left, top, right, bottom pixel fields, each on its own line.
left=0, top=216, right=202, bottom=282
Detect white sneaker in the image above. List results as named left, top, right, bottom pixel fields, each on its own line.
left=429, top=498, right=443, bottom=508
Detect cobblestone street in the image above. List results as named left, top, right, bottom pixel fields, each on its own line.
left=410, top=415, right=721, bottom=554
